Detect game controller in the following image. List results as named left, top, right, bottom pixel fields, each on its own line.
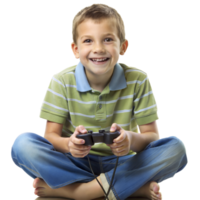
left=77, top=129, right=120, bottom=200
left=76, top=130, right=120, bottom=145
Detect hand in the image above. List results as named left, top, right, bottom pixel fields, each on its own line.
left=106, top=123, right=132, bottom=157
left=68, top=125, right=91, bottom=158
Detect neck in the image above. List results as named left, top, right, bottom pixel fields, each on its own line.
left=85, top=70, right=113, bottom=92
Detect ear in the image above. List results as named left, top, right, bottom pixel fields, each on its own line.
left=71, top=42, right=80, bottom=59
left=120, top=40, right=128, bottom=55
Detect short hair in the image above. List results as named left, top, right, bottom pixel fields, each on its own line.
left=72, top=4, right=126, bottom=45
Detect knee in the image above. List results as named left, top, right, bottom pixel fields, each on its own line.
left=168, top=136, right=186, bottom=154
left=11, top=132, right=38, bottom=160
left=166, top=136, right=187, bottom=165
left=166, top=136, right=188, bottom=170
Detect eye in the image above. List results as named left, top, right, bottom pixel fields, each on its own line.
left=104, top=38, right=113, bottom=42
left=84, top=39, right=92, bottom=43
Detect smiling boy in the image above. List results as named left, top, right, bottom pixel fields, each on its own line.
left=11, top=4, right=187, bottom=200
left=71, top=17, right=127, bottom=93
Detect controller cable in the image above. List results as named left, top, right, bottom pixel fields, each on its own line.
left=87, top=155, right=119, bottom=200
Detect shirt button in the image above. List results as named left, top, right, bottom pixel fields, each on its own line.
left=99, top=104, right=102, bottom=109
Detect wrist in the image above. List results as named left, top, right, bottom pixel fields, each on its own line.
left=128, top=131, right=159, bottom=152
left=62, top=137, right=70, bottom=153
left=127, top=131, right=145, bottom=152
left=50, top=135, right=70, bottom=154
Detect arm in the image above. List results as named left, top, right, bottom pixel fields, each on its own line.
left=44, top=120, right=70, bottom=153
left=128, top=121, right=159, bottom=153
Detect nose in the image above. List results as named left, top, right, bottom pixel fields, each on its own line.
left=93, top=42, right=106, bottom=54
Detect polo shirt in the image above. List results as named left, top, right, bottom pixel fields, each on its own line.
left=40, top=62, right=158, bottom=156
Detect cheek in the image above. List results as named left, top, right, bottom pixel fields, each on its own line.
left=80, top=48, right=90, bottom=58
left=108, top=46, right=120, bottom=56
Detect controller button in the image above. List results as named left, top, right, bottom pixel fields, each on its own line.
left=88, top=130, right=93, bottom=134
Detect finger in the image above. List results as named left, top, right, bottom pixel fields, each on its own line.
left=114, top=150, right=124, bottom=156
left=75, top=125, right=87, bottom=135
left=73, top=148, right=91, bottom=158
left=71, top=146, right=90, bottom=154
left=113, top=132, right=126, bottom=143
left=110, top=143, right=124, bottom=149
left=116, top=147, right=125, bottom=153
left=71, top=136, right=85, bottom=145
left=73, top=125, right=87, bottom=145
left=78, top=137, right=86, bottom=145
left=113, top=135, right=122, bottom=143
left=111, top=145, right=124, bottom=152
left=110, top=123, right=122, bottom=132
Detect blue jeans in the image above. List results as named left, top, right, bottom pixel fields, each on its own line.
left=11, top=132, right=187, bottom=200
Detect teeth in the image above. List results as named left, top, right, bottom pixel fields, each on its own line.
left=91, top=58, right=108, bottom=62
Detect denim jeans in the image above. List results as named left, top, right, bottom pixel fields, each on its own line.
left=11, top=132, right=187, bottom=200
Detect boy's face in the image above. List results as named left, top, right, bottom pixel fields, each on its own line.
left=71, top=18, right=128, bottom=79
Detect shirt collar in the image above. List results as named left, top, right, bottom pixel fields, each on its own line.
left=75, top=62, right=127, bottom=92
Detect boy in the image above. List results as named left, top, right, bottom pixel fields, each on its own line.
left=11, top=4, right=187, bottom=200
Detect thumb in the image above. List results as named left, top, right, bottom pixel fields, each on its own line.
left=74, top=125, right=87, bottom=136
left=110, top=123, right=121, bottom=132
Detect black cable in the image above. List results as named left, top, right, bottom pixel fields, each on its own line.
left=87, top=155, right=119, bottom=200
left=87, top=155, right=109, bottom=200
left=104, top=156, right=119, bottom=200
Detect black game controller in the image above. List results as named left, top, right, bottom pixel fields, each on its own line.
left=76, top=130, right=120, bottom=146
left=77, top=129, right=120, bottom=200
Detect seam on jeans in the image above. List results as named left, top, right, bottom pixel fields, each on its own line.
left=19, top=163, right=40, bottom=176
left=105, top=172, right=120, bottom=200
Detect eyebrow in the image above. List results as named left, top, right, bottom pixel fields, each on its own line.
left=81, top=33, right=115, bottom=40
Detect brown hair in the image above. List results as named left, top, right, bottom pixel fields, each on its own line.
left=72, top=4, right=126, bottom=45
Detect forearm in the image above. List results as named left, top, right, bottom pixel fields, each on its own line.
left=44, top=132, right=70, bottom=154
left=128, top=131, right=159, bottom=153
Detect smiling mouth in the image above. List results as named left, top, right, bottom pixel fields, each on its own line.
left=89, top=58, right=110, bottom=63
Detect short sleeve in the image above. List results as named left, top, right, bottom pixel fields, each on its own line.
left=133, top=75, right=158, bottom=125
left=40, top=75, right=69, bottom=124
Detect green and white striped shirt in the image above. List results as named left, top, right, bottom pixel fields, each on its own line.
left=40, top=62, right=158, bottom=156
